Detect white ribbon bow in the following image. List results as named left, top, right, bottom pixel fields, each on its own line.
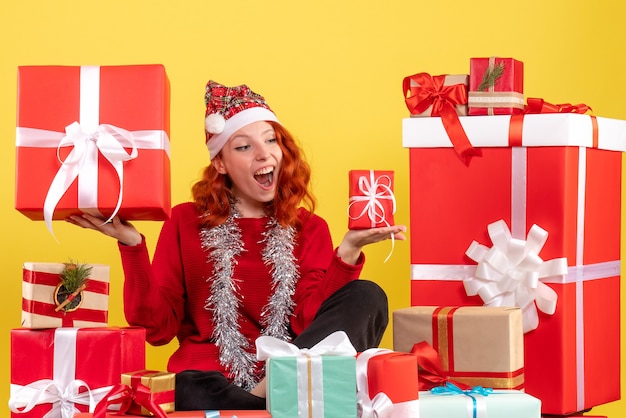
left=347, top=170, right=397, bottom=262
left=8, top=328, right=113, bottom=418
left=348, top=171, right=396, bottom=228
left=8, top=380, right=112, bottom=418
left=355, top=349, right=395, bottom=418
left=256, top=330, right=357, bottom=360
left=43, top=121, right=138, bottom=235
left=464, top=219, right=567, bottom=333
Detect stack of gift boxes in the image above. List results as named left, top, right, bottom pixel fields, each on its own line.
left=8, top=65, right=270, bottom=418
left=396, top=56, right=624, bottom=417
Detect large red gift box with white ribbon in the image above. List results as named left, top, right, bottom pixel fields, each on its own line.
left=15, top=65, right=171, bottom=230
left=9, top=327, right=146, bottom=418
left=402, top=113, right=625, bottom=415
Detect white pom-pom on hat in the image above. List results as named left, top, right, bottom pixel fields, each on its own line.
left=205, top=113, right=226, bottom=134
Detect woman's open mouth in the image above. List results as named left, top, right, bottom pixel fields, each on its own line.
left=254, top=166, right=274, bottom=188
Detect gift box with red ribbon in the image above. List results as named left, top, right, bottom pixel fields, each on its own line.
left=348, top=170, right=395, bottom=229
left=468, top=57, right=524, bottom=115
left=9, top=327, right=146, bottom=418
left=393, top=306, right=525, bottom=391
left=403, top=72, right=480, bottom=166
left=76, top=411, right=271, bottom=417
left=15, top=65, right=171, bottom=234
left=356, top=348, right=419, bottom=417
left=120, top=370, right=175, bottom=416
left=404, top=73, right=469, bottom=117
left=92, top=370, right=175, bottom=417
left=21, top=262, right=110, bottom=328
left=402, top=113, right=625, bottom=415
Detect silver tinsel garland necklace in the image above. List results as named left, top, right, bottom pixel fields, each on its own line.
left=200, top=210, right=298, bottom=390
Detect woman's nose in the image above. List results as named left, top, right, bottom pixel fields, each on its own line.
left=255, top=145, right=271, bottom=160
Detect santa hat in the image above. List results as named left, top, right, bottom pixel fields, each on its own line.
left=204, top=80, right=280, bottom=159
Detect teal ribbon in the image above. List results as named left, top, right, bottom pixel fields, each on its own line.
left=431, top=382, right=493, bottom=418
left=204, top=411, right=242, bottom=418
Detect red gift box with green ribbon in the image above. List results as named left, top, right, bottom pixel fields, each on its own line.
left=15, top=65, right=171, bottom=235
left=402, top=112, right=624, bottom=415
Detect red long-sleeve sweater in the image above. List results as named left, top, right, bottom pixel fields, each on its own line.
left=119, top=202, right=363, bottom=377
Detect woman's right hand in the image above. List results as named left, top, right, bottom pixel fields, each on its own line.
left=66, top=214, right=143, bottom=246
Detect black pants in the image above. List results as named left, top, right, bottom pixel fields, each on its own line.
left=175, top=280, right=388, bottom=410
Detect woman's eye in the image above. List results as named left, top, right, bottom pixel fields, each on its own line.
left=267, top=138, right=277, bottom=144
left=234, top=145, right=250, bottom=151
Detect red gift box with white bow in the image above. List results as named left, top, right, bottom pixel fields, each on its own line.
left=9, top=327, right=145, bottom=418
left=402, top=113, right=624, bottom=415
left=348, top=170, right=395, bottom=229
left=15, top=65, right=171, bottom=233
left=356, top=348, right=419, bottom=417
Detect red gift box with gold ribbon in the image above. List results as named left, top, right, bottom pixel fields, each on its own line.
left=393, top=306, right=524, bottom=390
left=402, top=113, right=624, bottom=415
left=356, top=349, right=419, bottom=417
left=9, top=327, right=146, bottom=418
left=21, top=262, right=110, bottom=328
left=15, top=65, right=171, bottom=234
left=468, top=57, right=524, bottom=115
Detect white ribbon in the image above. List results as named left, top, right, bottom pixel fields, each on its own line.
left=347, top=170, right=397, bottom=262
left=355, top=348, right=420, bottom=418
left=356, top=349, right=394, bottom=418
left=463, top=219, right=568, bottom=333
left=8, top=328, right=113, bottom=418
left=256, top=330, right=357, bottom=360
left=256, top=331, right=357, bottom=418
left=15, top=65, right=170, bottom=237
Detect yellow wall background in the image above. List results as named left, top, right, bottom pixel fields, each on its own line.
left=1, top=1, right=624, bottom=416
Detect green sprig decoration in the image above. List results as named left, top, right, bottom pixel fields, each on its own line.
left=477, top=62, right=505, bottom=91
left=59, top=260, right=92, bottom=293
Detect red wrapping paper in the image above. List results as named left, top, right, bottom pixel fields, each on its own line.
left=15, top=65, right=171, bottom=224
left=21, top=262, right=110, bottom=328
left=348, top=170, right=395, bottom=229
left=9, top=327, right=146, bottom=417
left=468, top=57, right=524, bottom=115
left=76, top=412, right=271, bottom=417
left=404, top=116, right=622, bottom=415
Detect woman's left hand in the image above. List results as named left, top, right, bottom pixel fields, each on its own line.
left=337, top=225, right=407, bottom=265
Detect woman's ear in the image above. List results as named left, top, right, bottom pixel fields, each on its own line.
left=212, top=156, right=228, bottom=174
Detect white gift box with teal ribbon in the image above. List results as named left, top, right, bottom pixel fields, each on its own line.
left=419, top=383, right=541, bottom=418
left=256, top=331, right=357, bottom=418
